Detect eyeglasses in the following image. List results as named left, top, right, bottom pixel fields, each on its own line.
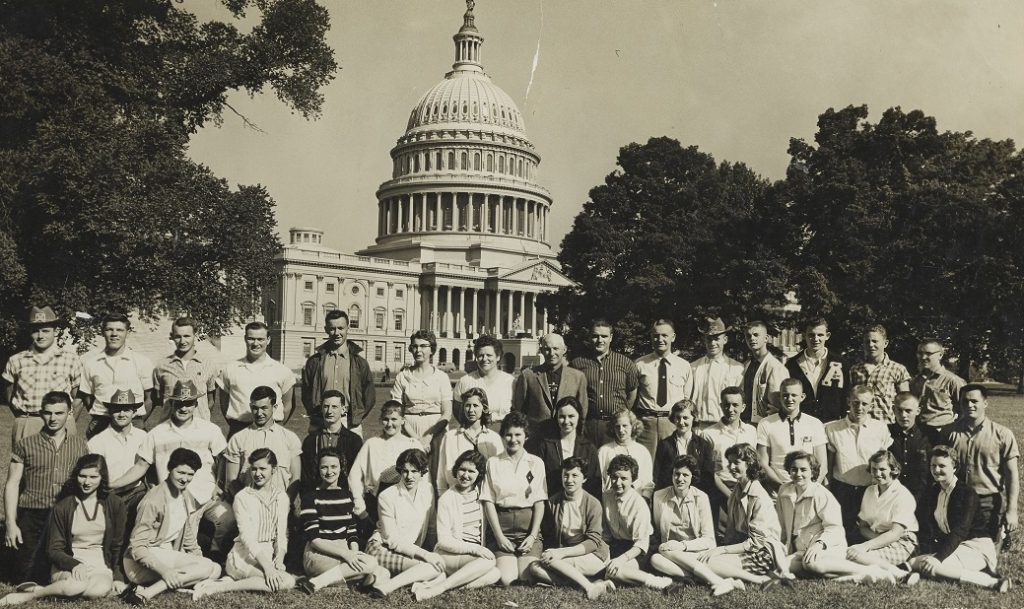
left=917, top=351, right=942, bottom=357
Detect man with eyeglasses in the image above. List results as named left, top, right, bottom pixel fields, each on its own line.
left=909, top=339, right=964, bottom=429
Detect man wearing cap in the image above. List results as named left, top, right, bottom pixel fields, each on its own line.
left=218, top=321, right=295, bottom=438
left=512, top=332, right=588, bottom=431
left=2, top=306, right=82, bottom=442
left=87, top=388, right=149, bottom=540
left=909, top=338, right=965, bottom=429
left=300, top=310, right=375, bottom=435
left=690, top=317, right=744, bottom=429
left=4, top=391, right=87, bottom=583
left=110, top=379, right=235, bottom=561
left=633, top=319, right=693, bottom=456
left=571, top=320, right=639, bottom=446
left=741, top=320, right=788, bottom=423
left=78, top=312, right=154, bottom=438
left=152, top=317, right=220, bottom=422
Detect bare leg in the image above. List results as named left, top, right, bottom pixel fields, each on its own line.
left=0, top=576, right=111, bottom=605
left=495, top=556, right=519, bottom=586
left=414, top=558, right=498, bottom=600
left=607, top=561, right=672, bottom=590
left=193, top=573, right=296, bottom=598
left=374, top=563, right=441, bottom=596
left=137, top=559, right=222, bottom=600
left=910, top=557, right=1000, bottom=589
left=653, top=550, right=730, bottom=586
left=529, top=560, right=610, bottom=599
left=706, top=554, right=771, bottom=585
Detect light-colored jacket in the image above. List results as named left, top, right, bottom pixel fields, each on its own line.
left=776, top=481, right=846, bottom=554
left=745, top=354, right=788, bottom=421
left=128, top=483, right=204, bottom=573
left=435, top=488, right=489, bottom=555
left=652, top=486, right=715, bottom=551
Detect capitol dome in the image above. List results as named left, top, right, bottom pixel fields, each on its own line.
left=361, top=1, right=554, bottom=269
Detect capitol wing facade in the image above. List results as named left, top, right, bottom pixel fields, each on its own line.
left=266, top=2, right=575, bottom=372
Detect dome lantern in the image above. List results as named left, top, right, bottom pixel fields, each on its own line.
left=452, top=0, right=483, bottom=73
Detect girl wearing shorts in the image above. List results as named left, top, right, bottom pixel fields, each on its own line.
left=601, top=455, right=672, bottom=591
left=528, top=456, right=613, bottom=600
left=120, top=448, right=221, bottom=606
left=295, top=447, right=389, bottom=594
left=701, top=443, right=790, bottom=588
left=193, top=448, right=295, bottom=598
left=910, top=445, right=1011, bottom=593
left=481, top=411, right=548, bottom=585
left=650, top=455, right=742, bottom=596
left=0, top=455, right=126, bottom=605
left=845, top=449, right=920, bottom=584
left=414, top=450, right=501, bottom=600
left=364, top=448, right=446, bottom=597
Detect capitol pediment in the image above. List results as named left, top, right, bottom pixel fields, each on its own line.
left=497, top=259, right=575, bottom=288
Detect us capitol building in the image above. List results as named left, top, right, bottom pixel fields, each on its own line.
left=264, top=1, right=574, bottom=372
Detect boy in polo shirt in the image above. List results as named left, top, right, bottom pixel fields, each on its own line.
left=3, top=391, right=87, bottom=583
left=224, top=386, right=303, bottom=497
left=77, top=313, right=154, bottom=438
left=109, top=379, right=234, bottom=561
left=755, top=378, right=827, bottom=494
left=702, top=387, right=757, bottom=537
left=825, top=385, right=893, bottom=536
left=217, top=321, right=295, bottom=438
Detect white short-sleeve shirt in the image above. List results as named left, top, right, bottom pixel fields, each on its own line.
left=79, top=347, right=154, bottom=417
left=137, top=418, right=227, bottom=503
left=217, top=355, right=296, bottom=422
left=859, top=480, right=918, bottom=534
left=480, top=452, right=547, bottom=508
left=756, top=412, right=827, bottom=482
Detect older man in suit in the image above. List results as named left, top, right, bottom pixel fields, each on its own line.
left=512, top=333, right=588, bottom=432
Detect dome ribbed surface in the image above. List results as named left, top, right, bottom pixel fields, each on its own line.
left=406, top=72, right=526, bottom=134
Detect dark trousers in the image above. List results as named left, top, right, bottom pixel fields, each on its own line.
left=977, top=493, right=1003, bottom=540
left=830, top=479, right=867, bottom=541
left=14, top=507, right=51, bottom=584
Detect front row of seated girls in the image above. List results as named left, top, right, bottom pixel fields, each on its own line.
left=0, top=412, right=1011, bottom=606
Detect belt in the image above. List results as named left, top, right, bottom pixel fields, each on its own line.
left=495, top=505, right=530, bottom=513
left=635, top=408, right=670, bottom=418
left=405, top=411, right=441, bottom=417
left=13, top=411, right=42, bottom=418
left=587, top=413, right=614, bottom=421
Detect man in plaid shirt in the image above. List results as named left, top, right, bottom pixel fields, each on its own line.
left=1, top=306, right=82, bottom=442
left=849, top=324, right=910, bottom=423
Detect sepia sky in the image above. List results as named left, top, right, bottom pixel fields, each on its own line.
left=186, top=1, right=1024, bottom=254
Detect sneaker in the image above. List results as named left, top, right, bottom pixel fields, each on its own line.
left=900, top=571, right=920, bottom=586
left=13, top=583, right=38, bottom=593
left=123, top=589, right=147, bottom=607
left=996, top=577, right=1012, bottom=593
left=295, top=577, right=315, bottom=596
left=711, top=581, right=734, bottom=597
left=729, top=578, right=746, bottom=591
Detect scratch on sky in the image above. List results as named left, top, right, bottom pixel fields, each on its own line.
left=525, top=0, right=543, bottom=101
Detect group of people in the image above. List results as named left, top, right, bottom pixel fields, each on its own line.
left=0, top=306, right=1017, bottom=604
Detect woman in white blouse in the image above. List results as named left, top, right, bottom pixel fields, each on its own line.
left=391, top=330, right=453, bottom=450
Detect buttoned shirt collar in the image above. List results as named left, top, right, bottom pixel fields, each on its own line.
left=170, top=350, right=203, bottom=365
left=98, top=346, right=134, bottom=362
left=779, top=410, right=803, bottom=423
left=668, top=487, right=695, bottom=507
left=27, top=343, right=59, bottom=364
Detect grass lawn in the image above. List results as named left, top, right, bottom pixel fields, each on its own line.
left=0, top=385, right=1021, bottom=608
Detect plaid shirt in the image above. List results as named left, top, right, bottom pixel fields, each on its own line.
left=571, top=351, right=640, bottom=419
left=849, top=355, right=911, bottom=423
left=2, top=347, right=82, bottom=415
left=11, top=431, right=88, bottom=509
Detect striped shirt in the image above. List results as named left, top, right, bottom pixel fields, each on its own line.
left=459, top=491, right=483, bottom=544
left=11, top=431, right=88, bottom=509
left=233, top=486, right=288, bottom=550
left=570, top=352, right=639, bottom=418
left=299, top=487, right=359, bottom=544
left=2, top=347, right=82, bottom=415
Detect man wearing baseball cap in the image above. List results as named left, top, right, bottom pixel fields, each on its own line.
left=2, top=306, right=82, bottom=442
left=689, top=317, right=744, bottom=429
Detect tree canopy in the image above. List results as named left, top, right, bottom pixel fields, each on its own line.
left=0, top=0, right=337, bottom=355
left=551, top=136, right=792, bottom=356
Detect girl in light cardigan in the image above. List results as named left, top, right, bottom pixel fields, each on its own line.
left=413, top=450, right=501, bottom=600
left=120, top=449, right=221, bottom=606
left=650, top=455, right=742, bottom=596
left=0, top=455, right=126, bottom=605
left=193, top=448, right=295, bottom=598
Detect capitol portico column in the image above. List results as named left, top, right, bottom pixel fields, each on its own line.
left=494, top=289, right=502, bottom=338
left=510, top=198, right=518, bottom=235
left=541, top=304, right=548, bottom=335
left=452, top=192, right=460, bottom=231
left=431, top=285, right=439, bottom=332
left=471, top=287, right=479, bottom=337
left=526, top=201, right=533, bottom=238
left=483, top=290, right=491, bottom=335
left=481, top=194, right=490, bottom=233
left=519, top=291, right=526, bottom=335
left=506, top=290, right=514, bottom=336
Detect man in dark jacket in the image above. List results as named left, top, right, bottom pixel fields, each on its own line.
left=300, top=310, right=375, bottom=435
left=785, top=318, right=847, bottom=423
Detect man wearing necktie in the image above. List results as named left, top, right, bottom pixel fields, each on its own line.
left=634, top=320, right=694, bottom=457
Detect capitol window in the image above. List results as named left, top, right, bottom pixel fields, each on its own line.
left=348, top=304, right=361, bottom=329
left=304, top=281, right=313, bottom=291
left=374, top=343, right=384, bottom=362
left=394, top=310, right=404, bottom=331
left=474, top=152, right=480, bottom=170
left=302, top=305, right=314, bottom=326
left=376, top=287, right=385, bottom=297
left=374, top=307, right=385, bottom=330
left=326, top=283, right=334, bottom=293
left=448, top=151, right=455, bottom=169
left=396, top=288, right=404, bottom=298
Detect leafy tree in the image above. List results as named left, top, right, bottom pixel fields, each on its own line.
left=0, top=0, right=337, bottom=356
left=785, top=105, right=1024, bottom=375
left=549, top=137, right=793, bottom=357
